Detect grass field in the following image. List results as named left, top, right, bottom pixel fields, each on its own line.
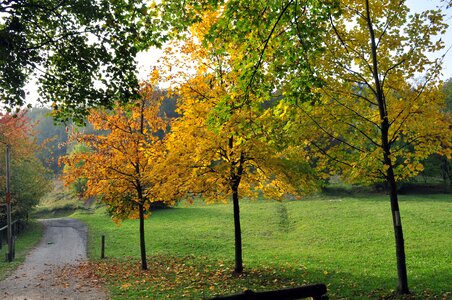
left=72, top=194, right=452, bottom=299
left=0, top=221, right=44, bottom=280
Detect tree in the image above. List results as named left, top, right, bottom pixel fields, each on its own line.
left=0, top=111, right=51, bottom=223
left=416, top=78, right=452, bottom=188
left=0, top=0, right=166, bottom=122
left=160, top=13, right=317, bottom=274
left=61, top=75, right=171, bottom=270
left=444, top=78, right=452, bottom=113
left=276, top=0, right=450, bottom=294
left=204, top=0, right=338, bottom=108
left=434, top=78, right=452, bottom=186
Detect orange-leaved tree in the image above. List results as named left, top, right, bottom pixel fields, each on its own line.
left=61, top=75, right=170, bottom=270
left=160, top=12, right=317, bottom=274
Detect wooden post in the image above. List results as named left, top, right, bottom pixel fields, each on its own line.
left=12, top=236, right=15, bottom=259
left=101, top=235, right=105, bottom=259
left=208, top=284, right=328, bottom=300
left=6, top=144, right=13, bottom=262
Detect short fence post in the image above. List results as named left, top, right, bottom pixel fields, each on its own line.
left=101, top=235, right=105, bottom=259
left=12, top=236, right=15, bottom=259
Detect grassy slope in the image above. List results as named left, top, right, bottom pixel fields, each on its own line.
left=74, top=194, right=452, bottom=299
left=31, top=180, right=84, bottom=219
left=0, top=221, right=44, bottom=280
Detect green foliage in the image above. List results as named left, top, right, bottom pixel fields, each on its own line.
left=74, top=194, right=452, bottom=299
left=415, top=154, right=451, bottom=188
left=0, top=0, right=167, bottom=122
left=32, top=180, right=84, bottom=219
left=443, top=77, right=452, bottom=113
left=279, top=1, right=450, bottom=186
left=209, top=1, right=337, bottom=100
left=159, top=0, right=222, bottom=35
left=9, top=156, right=52, bottom=219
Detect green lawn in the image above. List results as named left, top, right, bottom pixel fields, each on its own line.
left=73, top=194, right=452, bottom=299
left=0, top=221, right=44, bottom=280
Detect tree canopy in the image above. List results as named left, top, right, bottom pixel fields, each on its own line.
left=53, top=0, right=452, bottom=293
left=0, top=112, right=51, bottom=223
left=159, top=12, right=317, bottom=273
left=272, top=0, right=450, bottom=294
left=0, top=0, right=166, bottom=123
left=61, top=74, right=172, bottom=270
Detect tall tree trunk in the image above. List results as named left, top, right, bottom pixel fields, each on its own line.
left=365, top=0, right=409, bottom=293
left=232, top=184, right=243, bottom=274
left=137, top=103, right=148, bottom=271
left=138, top=202, right=148, bottom=270
left=384, top=152, right=409, bottom=294
left=228, top=136, right=245, bottom=274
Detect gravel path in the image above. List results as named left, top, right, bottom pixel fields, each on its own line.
left=0, top=218, right=108, bottom=300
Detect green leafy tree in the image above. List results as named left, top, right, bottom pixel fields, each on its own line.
left=444, top=78, right=452, bottom=112
left=431, top=78, right=452, bottom=186
left=0, top=0, right=166, bottom=122
left=203, top=0, right=337, bottom=109
left=10, top=156, right=52, bottom=219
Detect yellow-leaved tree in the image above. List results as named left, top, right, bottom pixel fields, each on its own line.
left=275, top=0, right=451, bottom=294
left=159, top=11, right=317, bottom=274
left=61, top=75, right=171, bottom=270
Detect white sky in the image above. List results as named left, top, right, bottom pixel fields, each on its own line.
left=26, top=0, right=452, bottom=106
left=407, top=0, right=452, bottom=79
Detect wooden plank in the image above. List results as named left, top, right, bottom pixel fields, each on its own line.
left=0, top=220, right=18, bottom=232
left=209, top=284, right=327, bottom=300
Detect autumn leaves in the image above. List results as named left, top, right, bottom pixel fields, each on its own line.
left=60, top=1, right=451, bottom=293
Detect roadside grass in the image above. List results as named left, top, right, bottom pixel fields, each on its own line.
left=32, top=205, right=82, bottom=219
left=73, top=194, right=452, bottom=299
left=31, top=179, right=84, bottom=219
left=0, top=221, right=44, bottom=280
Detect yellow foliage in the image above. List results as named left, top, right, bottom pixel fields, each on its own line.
left=280, top=0, right=451, bottom=184
left=158, top=11, right=317, bottom=204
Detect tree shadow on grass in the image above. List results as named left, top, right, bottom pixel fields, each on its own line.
left=87, top=255, right=451, bottom=299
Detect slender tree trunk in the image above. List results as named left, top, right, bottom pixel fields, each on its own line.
left=384, top=153, right=409, bottom=294
left=364, top=0, right=409, bottom=293
left=232, top=185, right=243, bottom=274
left=137, top=103, right=148, bottom=271
left=228, top=136, right=245, bottom=274
left=138, top=202, right=148, bottom=270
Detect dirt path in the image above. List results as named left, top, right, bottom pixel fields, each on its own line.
left=0, top=218, right=108, bottom=300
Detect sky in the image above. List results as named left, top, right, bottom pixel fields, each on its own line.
left=407, top=0, right=452, bottom=79
left=25, top=0, right=452, bottom=106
